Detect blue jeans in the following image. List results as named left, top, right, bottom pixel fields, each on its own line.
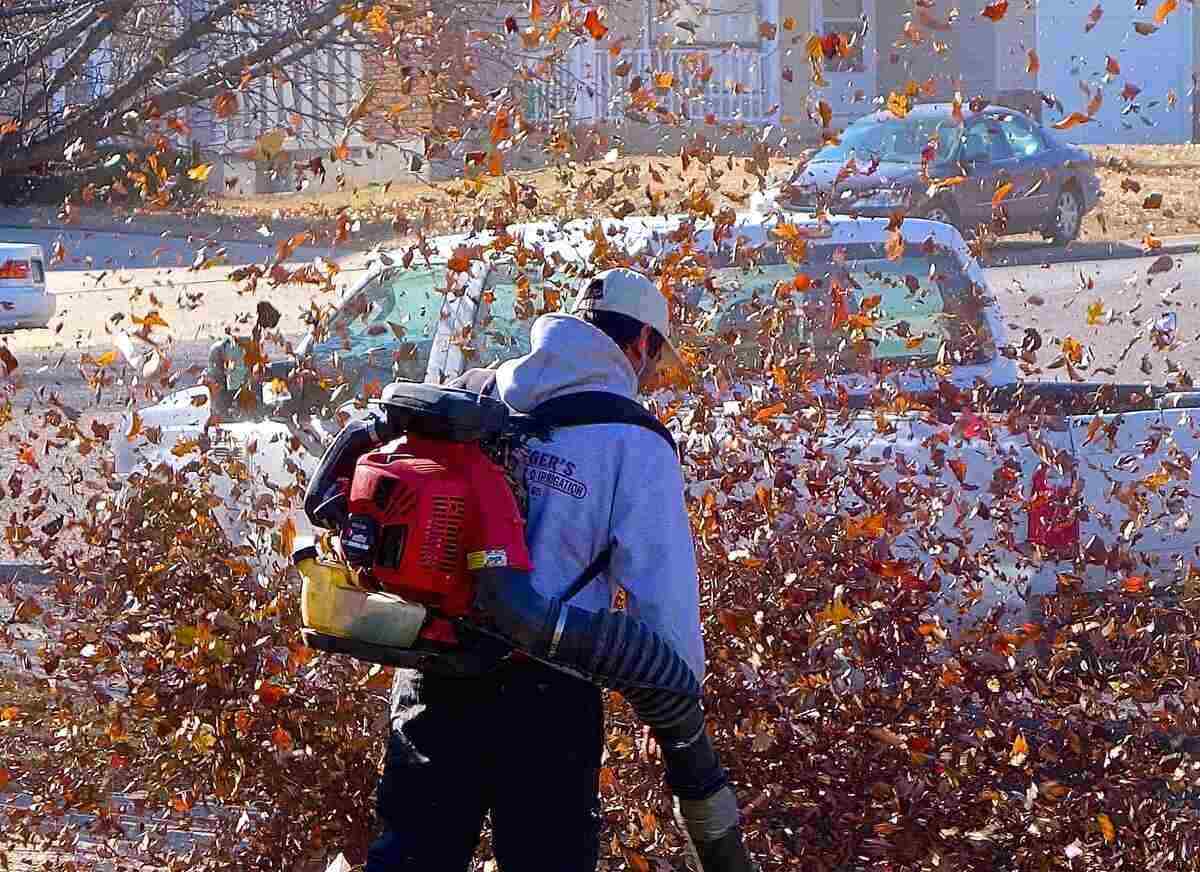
left=366, top=662, right=604, bottom=872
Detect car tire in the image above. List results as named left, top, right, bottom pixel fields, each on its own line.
left=922, top=197, right=961, bottom=231
left=1049, top=186, right=1083, bottom=246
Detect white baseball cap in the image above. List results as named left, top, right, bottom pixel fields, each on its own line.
left=572, top=267, right=685, bottom=373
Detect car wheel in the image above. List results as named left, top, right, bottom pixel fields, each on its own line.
left=922, top=198, right=960, bottom=230
left=1050, top=187, right=1082, bottom=245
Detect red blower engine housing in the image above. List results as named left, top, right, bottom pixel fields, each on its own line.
left=341, top=435, right=530, bottom=631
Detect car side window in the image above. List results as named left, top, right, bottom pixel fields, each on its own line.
left=999, top=115, right=1044, bottom=158
left=320, top=266, right=456, bottom=385
left=474, top=265, right=572, bottom=367
left=960, top=121, right=1012, bottom=164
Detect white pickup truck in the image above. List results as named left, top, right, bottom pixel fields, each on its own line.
left=112, top=214, right=1200, bottom=632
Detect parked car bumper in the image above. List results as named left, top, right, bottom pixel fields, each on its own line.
left=0, top=288, right=55, bottom=330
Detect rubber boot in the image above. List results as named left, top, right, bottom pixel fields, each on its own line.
left=673, top=791, right=758, bottom=872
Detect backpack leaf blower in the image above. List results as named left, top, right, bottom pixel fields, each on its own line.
left=296, top=383, right=755, bottom=872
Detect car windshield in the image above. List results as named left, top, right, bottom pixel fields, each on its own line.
left=687, top=242, right=993, bottom=374
left=316, top=265, right=461, bottom=383
left=811, top=116, right=962, bottom=165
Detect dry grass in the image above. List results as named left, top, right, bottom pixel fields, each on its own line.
left=210, top=145, right=1200, bottom=245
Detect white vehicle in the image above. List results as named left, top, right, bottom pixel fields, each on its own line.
left=0, top=243, right=55, bottom=330
left=112, top=214, right=1200, bottom=635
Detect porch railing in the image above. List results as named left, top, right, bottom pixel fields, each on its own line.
left=586, top=46, right=772, bottom=123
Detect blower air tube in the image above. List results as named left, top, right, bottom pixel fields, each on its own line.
left=474, top=568, right=752, bottom=871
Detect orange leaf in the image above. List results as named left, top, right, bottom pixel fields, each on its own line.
left=654, top=71, right=674, bottom=89
left=846, top=513, right=886, bottom=540
left=991, top=181, right=1013, bottom=205
left=1106, top=55, right=1121, bottom=76
left=447, top=246, right=473, bottom=274
left=583, top=8, right=607, bottom=40
left=259, top=683, right=288, bottom=706
left=1154, top=0, right=1177, bottom=25
left=886, top=91, right=910, bottom=119
left=1010, top=732, right=1029, bottom=763
left=1026, top=49, right=1039, bottom=75
left=212, top=91, right=239, bottom=119
left=0, top=768, right=9, bottom=791
left=529, top=0, right=542, bottom=21
left=885, top=230, right=905, bottom=261
left=982, top=0, right=1008, bottom=21
left=271, top=725, right=293, bottom=751
left=125, top=411, right=143, bottom=442
left=187, top=163, right=213, bottom=182
left=280, top=516, right=297, bottom=558
left=1098, top=812, right=1116, bottom=844
left=1052, top=112, right=1092, bottom=130
left=753, top=402, right=787, bottom=423
left=1121, top=575, right=1147, bottom=593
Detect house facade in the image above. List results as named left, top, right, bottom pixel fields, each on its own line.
left=549, top=0, right=1194, bottom=151
left=202, top=0, right=1198, bottom=193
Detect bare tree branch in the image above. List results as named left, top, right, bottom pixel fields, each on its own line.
left=20, top=0, right=135, bottom=118
left=3, top=0, right=348, bottom=171
left=0, top=0, right=108, bottom=90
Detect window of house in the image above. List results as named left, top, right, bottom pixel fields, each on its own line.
left=822, top=0, right=866, bottom=73
left=663, top=0, right=761, bottom=44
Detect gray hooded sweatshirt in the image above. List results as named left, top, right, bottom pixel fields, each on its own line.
left=458, top=313, right=705, bottom=681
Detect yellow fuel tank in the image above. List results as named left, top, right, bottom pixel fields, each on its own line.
left=295, top=544, right=428, bottom=650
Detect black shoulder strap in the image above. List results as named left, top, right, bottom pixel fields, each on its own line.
left=530, top=391, right=677, bottom=457
left=560, top=545, right=612, bottom=603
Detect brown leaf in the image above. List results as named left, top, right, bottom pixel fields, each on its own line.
left=1134, top=21, right=1159, bottom=35
left=1026, top=49, right=1039, bottom=75
left=885, top=230, right=905, bottom=261
left=1085, top=3, right=1103, bottom=31
left=1098, top=812, right=1116, bottom=844
left=981, top=0, right=1008, bottom=21
left=1106, top=55, right=1121, bottom=76
left=1148, top=253, right=1174, bottom=274
left=1143, top=192, right=1163, bottom=209
left=991, top=181, right=1013, bottom=205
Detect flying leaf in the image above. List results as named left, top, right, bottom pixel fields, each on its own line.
left=1010, top=732, right=1029, bottom=765
left=992, top=182, right=1013, bottom=205
left=1154, top=0, right=1177, bottom=24
left=1105, top=56, right=1120, bottom=76
left=1026, top=49, right=1039, bottom=75
left=982, top=0, right=1008, bottom=21
left=1085, top=4, right=1103, bottom=32
left=1098, top=812, right=1116, bottom=844
left=885, top=230, right=905, bottom=261
left=529, top=0, right=542, bottom=21
left=886, top=91, right=910, bottom=119
left=1052, top=112, right=1092, bottom=130
left=1143, top=192, right=1163, bottom=209
left=816, top=598, right=854, bottom=625
left=187, top=163, right=213, bottom=182
left=753, top=402, right=787, bottom=422
left=583, top=9, right=608, bottom=40
left=1086, top=301, right=1107, bottom=325
left=1134, top=21, right=1159, bottom=35
left=212, top=91, right=239, bottom=119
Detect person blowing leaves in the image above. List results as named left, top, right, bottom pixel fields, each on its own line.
left=365, top=268, right=756, bottom=871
